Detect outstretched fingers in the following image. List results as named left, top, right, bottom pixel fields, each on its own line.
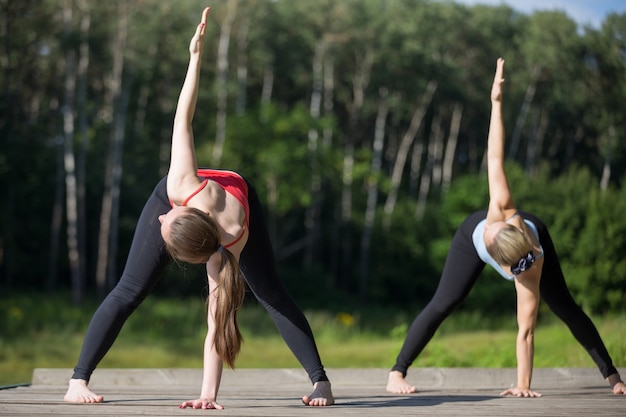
left=491, top=57, right=505, bottom=102
left=179, top=399, right=224, bottom=410
left=500, top=387, right=542, bottom=398
left=199, top=6, right=210, bottom=32
left=189, top=7, right=211, bottom=54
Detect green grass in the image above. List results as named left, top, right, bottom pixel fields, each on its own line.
left=1, top=293, right=624, bottom=386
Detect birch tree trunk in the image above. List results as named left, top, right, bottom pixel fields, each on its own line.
left=212, top=0, right=238, bottom=166
left=383, top=80, right=437, bottom=229
left=322, top=56, right=335, bottom=149
left=323, top=56, right=339, bottom=282
left=95, top=0, right=128, bottom=298
left=75, top=0, right=91, bottom=291
left=525, top=107, right=548, bottom=176
left=339, top=49, right=372, bottom=289
left=61, top=0, right=82, bottom=304
left=260, top=60, right=276, bottom=238
left=441, top=103, right=463, bottom=195
left=48, top=137, right=64, bottom=293
left=409, top=137, right=424, bottom=198
left=235, top=17, right=249, bottom=116
left=304, top=40, right=325, bottom=267
left=358, top=88, right=388, bottom=304
left=509, top=65, right=541, bottom=160
left=600, top=122, right=615, bottom=190
left=415, top=111, right=443, bottom=220
left=430, top=112, right=445, bottom=189
left=261, top=61, right=274, bottom=106
left=106, top=73, right=132, bottom=290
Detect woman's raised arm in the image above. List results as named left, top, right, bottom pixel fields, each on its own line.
left=167, top=7, right=211, bottom=202
left=486, top=58, right=516, bottom=224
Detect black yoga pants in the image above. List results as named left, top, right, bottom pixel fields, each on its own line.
left=72, top=175, right=328, bottom=384
left=391, top=210, right=617, bottom=379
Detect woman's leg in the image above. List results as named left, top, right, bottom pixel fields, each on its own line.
left=391, top=211, right=487, bottom=376
left=239, top=180, right=328, bottom=384
left=71, top=177, right=172, bottom=381
left=520, top=211, right=618, bottom=379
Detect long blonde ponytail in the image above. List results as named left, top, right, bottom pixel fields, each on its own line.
left=212, top=246, right=245, bottom=368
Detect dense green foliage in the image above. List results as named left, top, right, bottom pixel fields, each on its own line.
left=1, top=0, right=625, bottom=314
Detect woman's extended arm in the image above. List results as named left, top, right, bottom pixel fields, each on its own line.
left=167, top=7, right=211, bottom=202
left=486, top=58, right=516, bottom=224
left=500, top=275, right=542, bottom=398
left=179, top=258, right=225, bottom=410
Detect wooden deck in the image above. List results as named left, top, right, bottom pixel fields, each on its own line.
left=1, top=368, right=624, bottom=416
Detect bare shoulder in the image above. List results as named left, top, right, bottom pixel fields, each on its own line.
left=166, top=173, right=204, bottom=206
left=486, top=202, right=518, bottom=224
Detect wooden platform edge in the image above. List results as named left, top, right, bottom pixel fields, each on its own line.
left=30, top=367, right=624, bottom=389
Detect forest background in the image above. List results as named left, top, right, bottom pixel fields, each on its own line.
left=1, top=0, right=626, bottom=333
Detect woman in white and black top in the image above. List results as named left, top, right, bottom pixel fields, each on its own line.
left=387, top=58, right=625, bottom=398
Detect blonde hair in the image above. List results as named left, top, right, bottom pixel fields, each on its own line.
left=486, top=224, right=533, bottom=267
left=164, top=207, right=245, bottom=368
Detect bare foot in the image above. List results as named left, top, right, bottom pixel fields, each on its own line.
left=386, top=370, right=417, bottom=394
left=64, top=378, right=104, bottom=403
left=302, top=380, right=334, bottom=406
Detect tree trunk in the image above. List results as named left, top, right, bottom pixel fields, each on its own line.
left=600, top=122, right=615, bottom=190
left=48, top=137, right=64, bottom=293
left=416, top=111, right=443, bottom=220
left=106, top=72, right=132, bottom=290
left=62, top=0, right=82, bottom=304
left=265, top=174, right=278, bottom=248
left=212, top=0, right=238, bottom=166
left=322, top=56, right=335, bottom=149
left=526, top=107, right=548, bottom=176
left=509, top=64, right=541, bottom=160
left=235, top=17, right=249, bottom=116
left=75, top=0, right=91, bottom=293
left=323, top=56, right=338, bottom=284
left=383, top=80, right=437, bottom=229
left=358, top=88, right=388, bottom=305
left=430, top=111, right=445, bottom=189
left=304, top=40, right=325, bottom=267
left=132, top=43, right=158, bottom=140
left=442, top=102, right=463, bottom=195
left=562, top=126, right=583, bottom=172
left=261, top=61, right=274, bottom=106
left=0, top=0, right=17, bottom=287
left=95, top=0, right=128, bottom=298
left=339, top=49, right=372, bottom=290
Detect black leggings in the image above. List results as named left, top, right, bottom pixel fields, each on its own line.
left=72, top=176, right=328, bottom=384
left=392, top=210, right=617, bottom=379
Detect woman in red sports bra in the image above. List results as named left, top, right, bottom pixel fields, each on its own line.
left=64, top=7, right=334, bottom=409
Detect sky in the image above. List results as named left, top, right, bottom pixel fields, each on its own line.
left=450, top=0, right=626, bottom=29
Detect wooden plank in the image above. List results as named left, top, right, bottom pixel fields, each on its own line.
left=0, top=368, right=624, bottom=417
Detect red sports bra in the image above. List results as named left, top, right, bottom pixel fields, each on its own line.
left=170, top=169, right=249, bottom=248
